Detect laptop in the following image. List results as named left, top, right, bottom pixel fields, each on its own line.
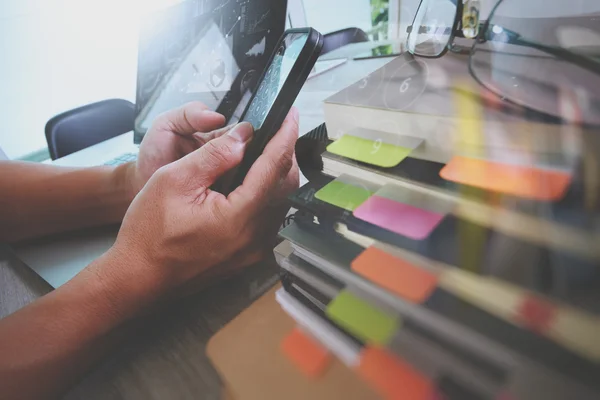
left=12, top=0, right=288, bottom=288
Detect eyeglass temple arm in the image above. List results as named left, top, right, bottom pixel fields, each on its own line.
left=406, top=25, right=456, bottom=34
left=406, top=0, right=484, bottom=39
left=405, top=22, right=487, bottom=38
left=490, top=26, right=600, bottom=76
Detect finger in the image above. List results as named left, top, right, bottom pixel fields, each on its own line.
left=268, top=153, right=300, bottom=207
left=247, top=201, right=291, bottom=252
left=154, top=101, right=226, bottom=136
left=266, top=161, right=298, bottom=224
left=192, top=124, right=236, bottom=146
left=173, top=124, right=237, bottom=158
left=262, top=107, right=299, bottom=162
left=229, top=107, right=299, bottom=213
left=175, top=122, right=254, bottom=191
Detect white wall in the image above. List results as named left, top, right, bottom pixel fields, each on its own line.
left=1, top=0, right=370, bottom=159
left=302, top=0, right=372, bottom=35
left=0, top=0, right=374, bottom=159
left=0, top=0, right=178, bottom=159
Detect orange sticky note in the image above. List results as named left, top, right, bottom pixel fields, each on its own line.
left=351, top=247, right=438, bottom=303
left=358, top=347, right=433, bottom=400
left=280, top=327, right=331, bottom=378
left=440, top=156, right=571, bottom=201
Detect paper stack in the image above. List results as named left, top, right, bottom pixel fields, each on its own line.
left=271, top=51, right=600, bottom=400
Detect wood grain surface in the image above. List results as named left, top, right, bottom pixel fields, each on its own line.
left=1, top=243, right=280, bottom=400
left=207, top=285, right=377, bottom=400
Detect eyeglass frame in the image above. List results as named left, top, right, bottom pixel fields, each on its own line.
left=406, top=0, right=470, bottom=59
left=405, top=0, right=600, bottom=127
left=407, top=0, right=600, bottom=73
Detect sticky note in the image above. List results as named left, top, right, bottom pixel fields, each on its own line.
left=354, top=195, right=445, bottom=240
left=358, top=346, right=433, bottom=400
left=454, top=81, right=485, bottom=152
left=438, top=269, right=600, bottom=361
left=457, top=210, right=488, bottom=275
left=351, top=247, right=438, bottom=303
left=375, top=184, right=454, bottom=215
left=440, top=156, right=571, bottom=201
left=326, top=134, right=413, bottom=168
left=439, top=268, right=600, bottom=361
left=315, top=178, right=376, bottom=211
left=495, top=391, right=517, bottom=400
left=280, top=327, right=331, bottom=378
left=516, top=296, right=557, bottom=334
left=326, top=290, right=399, bottom=345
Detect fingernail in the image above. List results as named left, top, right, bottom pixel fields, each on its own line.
left=228, top=122, right=254, bottom=143
left=291, top=107, right=299, bottom=123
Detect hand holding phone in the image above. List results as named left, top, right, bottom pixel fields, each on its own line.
left=213, top=28, right=324, bottom=195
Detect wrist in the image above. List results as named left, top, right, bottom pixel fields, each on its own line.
left=81, top=246, right=170, bottom=324
left=110, top=162, right=139, bottom=206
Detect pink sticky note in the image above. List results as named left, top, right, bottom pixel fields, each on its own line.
left=354, top=196, right=445, bottom=240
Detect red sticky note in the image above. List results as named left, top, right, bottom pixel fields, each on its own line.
left=281, top=327, right=331, bottom=378
left=429, top=390, right=448, bottom=400
left=495, top=391, right=517, bottom=400
left=358, top=346, right=433, bottom=400
left=351, top=246, right=438, bottom=303
left=517, top=296, right=558, bottom=334
left=440, top=156, right=571, bottom=201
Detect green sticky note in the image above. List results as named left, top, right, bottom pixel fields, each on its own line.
left=326, top=290, right=400, bottom=345
left=327, top=134, right=413, bottom=168
left=315, top=180, right=374, bottom=211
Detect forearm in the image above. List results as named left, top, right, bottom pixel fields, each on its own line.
left=0, top=250, right=163, bottom=400
left=0, top=161, right=136, bottom=243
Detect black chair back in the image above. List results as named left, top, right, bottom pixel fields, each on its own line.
left=45, top=99, right=135, bottom=160
left=321, top=27, right=370, bottom=55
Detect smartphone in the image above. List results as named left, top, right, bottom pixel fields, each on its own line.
left=213, top=28, right=324, bottom=195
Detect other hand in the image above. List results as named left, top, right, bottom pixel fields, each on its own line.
left=131, top=102, right=228, bottom=194
left=107, top=108, right=300, bottom=297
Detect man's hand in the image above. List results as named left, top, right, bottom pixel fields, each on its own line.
left=131, top=102, right=228, bottom=194
left=105, top=108, right=300, bottom=298
left=0, top=106, right=299, bottom=400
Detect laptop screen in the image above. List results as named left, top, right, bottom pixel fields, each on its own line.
left=134, top=0, right=288, bottom=144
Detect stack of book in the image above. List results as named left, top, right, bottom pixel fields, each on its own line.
left=272, top=52, right=600, bottom=400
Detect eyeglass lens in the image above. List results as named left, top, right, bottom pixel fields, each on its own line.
left=407, top=0, right=459, bottom=57
left=470, top=0, right=600, bottom=125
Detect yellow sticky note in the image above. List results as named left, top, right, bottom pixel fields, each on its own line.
left=327, top=134, right=413, bottom=168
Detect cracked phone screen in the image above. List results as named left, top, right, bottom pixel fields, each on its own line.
left=242, top=32, right=309, bottom=130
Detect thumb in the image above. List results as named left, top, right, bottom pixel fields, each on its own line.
left=176, top=122, right=254, bottom=190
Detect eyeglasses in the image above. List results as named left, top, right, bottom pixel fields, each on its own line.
left=406, top=0, right=600, bottom=126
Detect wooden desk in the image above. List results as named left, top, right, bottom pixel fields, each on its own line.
left=0, top=44, right=393, bottom=399
left=207, top=285, right=376, bottom=400
left=1, top=244, right=281, bottom=400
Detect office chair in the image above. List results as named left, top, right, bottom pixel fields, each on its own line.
left=321, top=27, right=370, bottom=55
left=45, top=98, right=135, bottom=160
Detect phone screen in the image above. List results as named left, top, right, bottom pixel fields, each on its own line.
left=242, top=32, right=309, bottom=130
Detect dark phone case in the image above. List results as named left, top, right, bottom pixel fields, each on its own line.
left=213, top=28, right=324, bottom=195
